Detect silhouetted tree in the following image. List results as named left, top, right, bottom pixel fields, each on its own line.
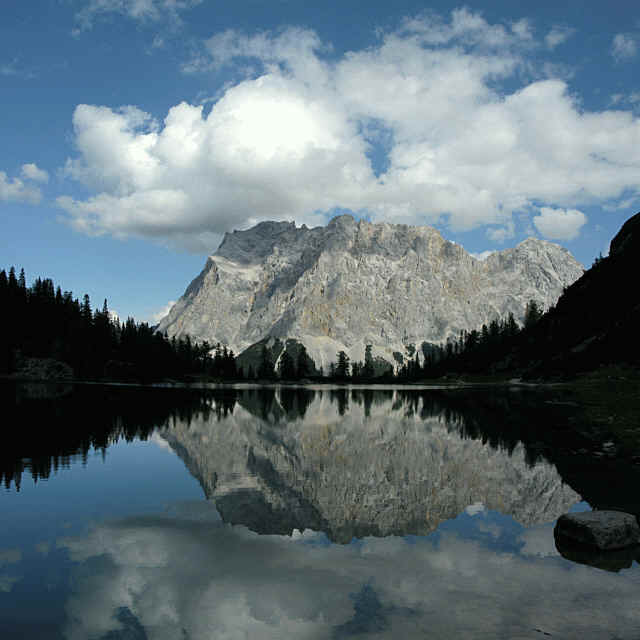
left=296, top=344, right=311, bottom=378
left=363, top=344, right=374, bottom=379
left=524, top=299, right=543, bottom=329
left=335, top=351, right=350, bottom=380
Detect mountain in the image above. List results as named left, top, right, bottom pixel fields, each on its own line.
left=159, top=388, right=580, bottom=542
left=157, top=215, right=583, bottom=371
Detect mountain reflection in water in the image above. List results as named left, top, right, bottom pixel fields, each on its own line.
left=4, top=383, right=640, bottom=524
left=3, top=383, right=640, bottom=639
left=159, top=387, right=580, bottom=541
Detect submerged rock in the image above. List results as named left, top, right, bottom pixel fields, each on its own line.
left=554, top=510, right=640, bottom=551
left=555, top=537, right=640, bottom=572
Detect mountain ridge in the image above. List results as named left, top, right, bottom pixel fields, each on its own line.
left=158, top=215, right=583, bottom=370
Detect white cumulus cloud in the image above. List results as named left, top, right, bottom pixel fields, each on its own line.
left=150, top=300, right=175, bottom=324
left=533, top=207, right=587, bottom=241
left=58, top=10, right=640, bottom=251
left=21, top=162, right=49, bottom=183
left=0, top=169, right=42, bottom=204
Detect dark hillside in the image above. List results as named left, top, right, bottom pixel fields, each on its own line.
left=523, top=212, right=640, bottom=376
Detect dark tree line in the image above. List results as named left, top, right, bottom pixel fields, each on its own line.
left=324, top=301, right=546, bottom=382
left=246, top=342, right=314, bottom=381
left=396, top=304, right=540, bottom=380
left=7, top=214, right=635, bottom=385
left=0, top=267, right=237, bottom=381
left=2, top=383, right=236, bottom=490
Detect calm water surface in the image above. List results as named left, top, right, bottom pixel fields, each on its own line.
left=1, top=382, right=639, bottom=639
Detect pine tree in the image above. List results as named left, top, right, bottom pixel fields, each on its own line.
left=335, top=351, right=350, bottom=380
left=363, top=344, right=374, bottom=379
left=524, top=300, right=543, bottom=329
left=224, top=349, right=236, bottom=379
left=81, top=294, right=92, bottom=326
left=296, top=344, right=311, bottom=379
left=505, top=312, right=520, bottom=338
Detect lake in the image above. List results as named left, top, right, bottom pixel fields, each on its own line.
left=1, top=382, right=639, bottom=639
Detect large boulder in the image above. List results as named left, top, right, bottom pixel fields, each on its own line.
left=554, top=510, right=640, bottom=551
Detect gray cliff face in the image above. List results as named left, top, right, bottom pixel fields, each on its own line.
left=157, top=215, right=583, bottom=369
left=159, top=390, right=580, bottom=543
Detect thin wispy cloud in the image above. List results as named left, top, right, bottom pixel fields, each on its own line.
left=0, top=59, right=19, bottom=76
left=611, top=33, right=637, bottom=61
left=486, top=222, right=515, bottom=244
left=544, top=25, right=575, bottom=49
left=610, top=91, right=640, bottom=107
left=0, top=58, right=35, bottom=79
left=72, top=0, right=202, bottom=35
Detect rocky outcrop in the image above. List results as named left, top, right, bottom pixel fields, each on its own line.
left=160, top=389, right=580, bottom=542
left=157, top=215, right=583, bottom=370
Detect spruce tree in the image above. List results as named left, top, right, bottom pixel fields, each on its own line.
left=363, top=344, right=374, bottom=379
left=524, top=300, right=543, bottom=329
left=336, top=351, right=350, bottom=380
left=296, top=344, right=311, bottom=379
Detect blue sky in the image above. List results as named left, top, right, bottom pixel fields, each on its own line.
left=1, top=0, right=639, bottom=322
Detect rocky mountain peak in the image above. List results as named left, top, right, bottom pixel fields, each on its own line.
left=157, top=215, right=583, bottom=369
left=217, top=219, right=301, bottom=264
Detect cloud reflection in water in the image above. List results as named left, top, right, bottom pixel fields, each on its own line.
left=58, top=501, right=640, bottom=640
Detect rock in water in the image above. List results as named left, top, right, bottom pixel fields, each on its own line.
left=554, top=511, right=640, bottom=550
left=555, top=538, right=640, bottom=572
left=157, top=215, right=583, bottom=370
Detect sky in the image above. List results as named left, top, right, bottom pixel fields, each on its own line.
left=1, top=0, right=639, bottom=322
